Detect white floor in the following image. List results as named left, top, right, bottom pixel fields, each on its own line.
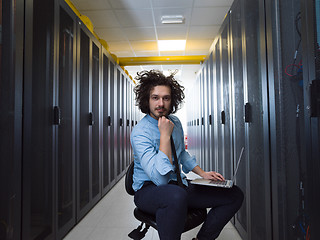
left=63, top=177, right=242, bottom=240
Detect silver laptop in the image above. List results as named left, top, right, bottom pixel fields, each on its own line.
left=191, top=147, right=244, bottom=188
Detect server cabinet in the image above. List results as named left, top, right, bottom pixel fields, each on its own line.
left=221, top=19, right=233, bottom=180
left=241, top=0, right=272, bottom=238
left=208, top=53, right=214, bottom=171
left=76, top=23, right=102, bottom=220
left=91, top=39, right=101, bottom=204
left=196, top=76, right=201, bottom=162
left=203, top=66, right=209, bottom=171
left=120, top=73, right=125, bottom=174
left=22, top=0, right=55, bottom=238
left=200, top=70, right=205, bottom=169
left=215, top=39, right=223, bottom=173
left=77, top=27, right=91, bottom=219
left=56, top=3, right=77, bottom=237
left=229, top=0, right=246, bottom=233
left=115, top=69, right=121, bottom=178
left=265, top=0, right=306, bottom=239
left=102, top=51, right=110, bottom=194
left=125, top=79, right=131, bottom=166
left=109, top=62, right=116, bottom=185
left=205, top=60, right=212, bottom=172
left=210, top=50, right=218, bottom=172
left=296, top=0, right=320, bottom=238
left=0, top=0, right=24, bottom=238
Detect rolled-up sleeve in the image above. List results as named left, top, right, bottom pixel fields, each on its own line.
left=180, top=149, right=198, bottom=173
left=131, top=133, right=174, bottom=186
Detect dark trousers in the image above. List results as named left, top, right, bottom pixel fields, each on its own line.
left=134, top=182, right=244, bottom=240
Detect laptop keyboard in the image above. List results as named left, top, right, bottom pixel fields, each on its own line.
left=209, top=180, right=227, bottom=186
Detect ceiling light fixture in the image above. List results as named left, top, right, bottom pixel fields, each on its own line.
left=161, top=15, right=185, bottom=24
left=158, top=40, right=186, bottom=51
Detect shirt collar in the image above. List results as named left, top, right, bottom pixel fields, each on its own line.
left=146, top=114, right=158, bottom=125
left=146, top=114, right=172, bottom=125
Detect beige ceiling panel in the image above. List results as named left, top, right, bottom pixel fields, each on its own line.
left=185, top=49, right=210, bottom=56
left=131, top=41, right=158, bottom=51
left=157, top=26, right=188, bottom=40
left=134, top=51, right=160, bottom=57
left=159, top=51, right=185, bottom=56
left=188, top=26, right=220, bottom=40
left=95, top=28, right=127, bottom=41
left=81, top=10, right=120, bottom=28
left=71, top=0, right=112, bottom=11
left=191, top=7, right=229, bottom=26
left=186, top=39, right=213, bottom=50
left=152, top=0, right=193, bottom=8
left=123, top=27, right=156, bottom=41
left=114, top=9, right=154, bottom=27
left=112, top=50, right=135, bottom=57
left=107, top=41, right=131, bottom=51
left=194, top=0, right=233, bottom=7
left=109, top=0, right=152, bottom=9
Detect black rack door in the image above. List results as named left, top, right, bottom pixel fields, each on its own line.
left=229, top=0, right=246, bottom=233
left=77, top=28, right=91, bottom=219
left=1, top=0, right=24, bottom=239
left=91, top=41, right=101, bottom=202
left=22, top=0, right=55, bottom=238
left=56, top=5, right=76, bottom=237
left=102, top=53, right=110, bottom=194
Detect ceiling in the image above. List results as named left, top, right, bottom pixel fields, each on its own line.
left=70, top=0, right=233, bottom=89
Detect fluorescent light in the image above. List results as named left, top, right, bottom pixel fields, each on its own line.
left=158, top=40, right=186, bottom=51
left=161, top=15, right=184, bottom=24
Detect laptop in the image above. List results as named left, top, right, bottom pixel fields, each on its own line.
left=190, top=147, right=244, bottom=188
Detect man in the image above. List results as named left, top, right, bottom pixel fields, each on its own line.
left=131, top=70, right=243, bottom=240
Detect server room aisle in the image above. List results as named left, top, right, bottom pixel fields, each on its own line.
left=64, top=177, right=242, bottom=240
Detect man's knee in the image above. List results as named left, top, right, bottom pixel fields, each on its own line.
left=163, top=185, right=188, bottom=210
left=232, top=185, right=244, bottom=209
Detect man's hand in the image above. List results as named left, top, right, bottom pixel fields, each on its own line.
left=158, top=116, right=174, bottom=164
left=158, top=116, right=174, bottom=137
left=201, top=171, right=225, bottom=181
left=192, top=166, right=225, bottom=181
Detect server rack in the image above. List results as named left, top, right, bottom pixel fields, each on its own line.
left=2, top=0, right=136, bottom=238
left=55, top=2, right=77, bottom=238
left=0, top=0, right=24, bottom=238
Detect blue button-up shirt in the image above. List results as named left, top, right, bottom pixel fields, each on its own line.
left=131, top=114, right=198, bottom=191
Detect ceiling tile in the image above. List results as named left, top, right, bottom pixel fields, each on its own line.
left=185, top=49, right=210, bottom=55
left=81, top=10, right=120, bottom=28
left=71, top=0, right=112, bottom=10
left=157, top=26, right=187, bottom=40
left=112, top=50, right=135, bottom=57
left=107, top=41, right=132, bottom=51
left=123, top=27, right=156, bottom=41
left=186, top=39, right=213, bottom=50
left=190, top=7, right=229, bottom=26
left=188, top=26, right=220, bottom=39
left=125, top=66, right=144, bottom=76
left=130, top=41, right=158, bottom=51
left=109, top=0, right=151, bottom=9
left=152, top=0, right=193, bottom=8
left=114, top=9, right=154, bottom=27
left=194, top=0, right=233, bottom=7
left=95, top=28, right=127, bottom=41
left=134, top=51, right=160, bottom=57
left=159, top=51, right=185, bottom=56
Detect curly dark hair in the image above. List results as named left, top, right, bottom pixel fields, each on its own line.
left=133, top=70, right=185, bottom=114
